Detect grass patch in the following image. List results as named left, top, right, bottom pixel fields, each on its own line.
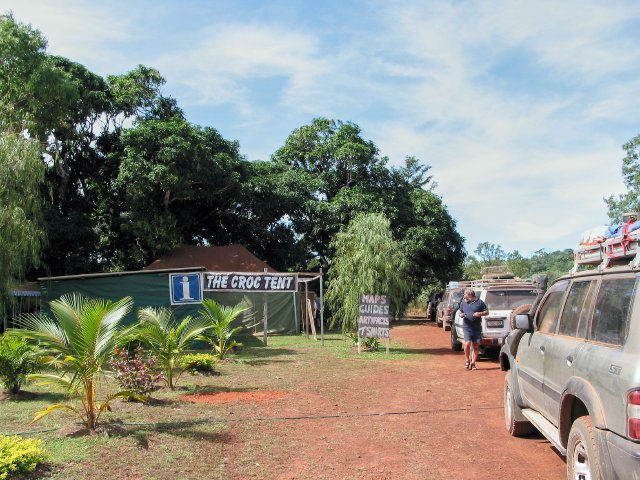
left=0, top=327, right=416, bottom=479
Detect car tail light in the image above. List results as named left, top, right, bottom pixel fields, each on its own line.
left=446, top=306, right=451, bottom=315
left=628, top=389, right=640, bottom=440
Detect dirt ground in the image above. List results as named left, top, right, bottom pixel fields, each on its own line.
left=187, top=321, right=567, bottom=480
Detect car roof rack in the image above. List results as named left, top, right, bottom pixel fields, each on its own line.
left=571, top=229, right=640, bottom=274
left=468, top=277, right=536, bottom=289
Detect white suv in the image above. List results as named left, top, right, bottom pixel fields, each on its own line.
left=451, top=279, right=538, bottom=353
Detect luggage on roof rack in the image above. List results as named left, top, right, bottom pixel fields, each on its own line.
left=572, top=224, right=640, bottom=273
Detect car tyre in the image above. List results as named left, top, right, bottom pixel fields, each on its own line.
left=504, top=374, right=534, bottom=436
left=567, top=416, right=602, bottom=480
left=436, top=316, right=442, bottom=328
left=451, top=327, right=462, bottom=351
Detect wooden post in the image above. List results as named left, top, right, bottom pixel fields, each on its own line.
left=263, top=268, right=268, bottom=346
left=319, top=266, right=324, bottom=346
left=307, top=299, right=317, bottom=339
left=304, top=280, right=309, bottom=338
left=357, top=335, right=361, bottom=354
left=292, top=291, right=299, bottom=334
left=386, top=338, right=390, bottom=354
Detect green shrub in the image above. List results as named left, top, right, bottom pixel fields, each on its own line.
left=180, top=353, right=217, bottom=374
left=347, top=333, right=380, bottom=351
left=0, top=436, right=46, bottom=479
left=0, top=334, right=45, bottom=394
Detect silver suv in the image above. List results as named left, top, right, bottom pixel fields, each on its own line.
left=500, top=265, right=640, bottom=479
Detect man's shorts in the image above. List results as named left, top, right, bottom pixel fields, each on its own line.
left=463, top=325, right=482, bottom=343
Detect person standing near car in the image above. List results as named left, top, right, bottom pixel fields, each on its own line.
left=458, top=288, right=488, bottom=370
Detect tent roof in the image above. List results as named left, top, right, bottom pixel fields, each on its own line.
left=144, top=245, right=277, bottom=273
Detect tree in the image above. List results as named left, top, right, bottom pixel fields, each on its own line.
left=529, top=249, right=574, bottom=282
left=605, top=133, right=640, bottom=222
left=0, top=133, right=45, bottom=299
left=398, top=188, right=465, bottom=292
left=133, top=307, right=211, bottom=389
left=326, top=213, right=410, bottom=333
left=0, top=334, right=45, bottom=394
left=272, top=118, right=391, bottom=267
left=115, top=117, right=244, bottom=268
left=197, top=299, right=248, bottom=360
left=16, top=294, right=137, bottom=430
left=474, top=242, right=507, bottom=264
left=0, top=14, right=78, bottom=139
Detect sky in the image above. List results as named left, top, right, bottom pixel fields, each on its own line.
left=3, top=0, right=640, bottom=257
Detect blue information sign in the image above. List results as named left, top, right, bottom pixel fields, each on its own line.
left=169, top=273, right=203, bottom=305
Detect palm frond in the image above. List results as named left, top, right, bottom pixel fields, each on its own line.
left=30, top=403, right=80, bottom=425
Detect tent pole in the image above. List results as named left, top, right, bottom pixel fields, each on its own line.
left=320, top=267, right=324, bottom=346
left=292, top=291, right=299, bottom=334
left=263, top=268, right=268, bottom=346
left=304, top=280, right=309, bottom=338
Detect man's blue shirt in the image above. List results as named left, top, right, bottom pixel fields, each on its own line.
left=459, top=298, right=488, bottom=330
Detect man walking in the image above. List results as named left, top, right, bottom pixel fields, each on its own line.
left=457, top=288, right=488, bottom=370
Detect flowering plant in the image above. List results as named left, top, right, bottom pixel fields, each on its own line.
left=111, top=346, right=163, bottom=396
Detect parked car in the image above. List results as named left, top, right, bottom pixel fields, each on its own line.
left=436, top=287, right=464, bottom=331
left=500, top=264, right=640, bottom=479
left=427, top=291, right=443, bottom=322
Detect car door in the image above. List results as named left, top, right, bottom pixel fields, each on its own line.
left=572, top=274, right=638, bottom=434
left=517, top=279, right=569, bottom=414
left=542, top=279, right=594, bottom=423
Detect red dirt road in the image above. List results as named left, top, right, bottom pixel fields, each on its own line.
left=219, top=321, right=567, bottom=479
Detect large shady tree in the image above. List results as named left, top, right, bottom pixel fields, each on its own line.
left=326, top=213, right=411, bottom=333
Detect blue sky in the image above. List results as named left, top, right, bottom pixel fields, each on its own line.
left=3, top=0, right=640, bottom=257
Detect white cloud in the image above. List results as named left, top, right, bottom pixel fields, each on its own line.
left=0, top=0, right=136, bottom=74
left=156, top=22, right=330, bottom=116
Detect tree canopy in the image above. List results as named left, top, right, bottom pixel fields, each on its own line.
left=606, top=132, right=640, bottom=222
left=1, top=14, right=467, bottom=312
left=462, top=242, right=574, bottom=283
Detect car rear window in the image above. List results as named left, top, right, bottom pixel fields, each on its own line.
left=590, top=277, right=636, bottom=346
left=484, top=290, right=538, bottom=310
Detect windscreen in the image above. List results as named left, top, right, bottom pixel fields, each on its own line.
left=484, top=290, right=537, bottom=310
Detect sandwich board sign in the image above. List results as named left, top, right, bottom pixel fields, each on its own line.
left=170, top=273, right=203, bottom=305
left=358, top=293, right=390, bottom=353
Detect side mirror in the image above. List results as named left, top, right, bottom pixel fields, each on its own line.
left=513, top=313, right=531, bottom=330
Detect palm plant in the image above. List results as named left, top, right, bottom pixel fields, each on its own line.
left=197, top=299, right=248, bottom=360
left=15, top=294, right=137, bottom=429
left=134, top=307, right=211, bottom=389
left=0, top=334, right=46, bottom=394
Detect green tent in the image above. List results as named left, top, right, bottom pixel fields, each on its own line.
left=40, top=268, right=300, bottom=334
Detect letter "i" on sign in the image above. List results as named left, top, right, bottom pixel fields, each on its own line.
left=181, top=276, right=194, bottom=300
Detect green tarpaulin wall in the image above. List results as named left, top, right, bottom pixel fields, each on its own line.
left=40, top=271, right=300, bottom=334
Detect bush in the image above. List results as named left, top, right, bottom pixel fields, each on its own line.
left=0, top=334, right=44, bottom=394
left=0, top=436, right=46, bottom=479
left=347, top=333, right=380, bottom=351
left=180, top=353, right=217, bottom=375
left=111, top=346, right=163, bottom=396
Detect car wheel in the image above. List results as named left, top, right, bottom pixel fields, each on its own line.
left=504, top=374, right=534, bottom=436
left=451, top=327, right=462, bottom=351
left=436, top=316, right=442, bottom=328
left=443, top=320, right=450, bottom=332
left=567, top=416, right=602, bottom=480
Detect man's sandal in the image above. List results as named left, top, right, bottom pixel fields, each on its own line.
left=464, top=360, right=470, bottom=369
left=469, top=363, right=477, bottom=370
